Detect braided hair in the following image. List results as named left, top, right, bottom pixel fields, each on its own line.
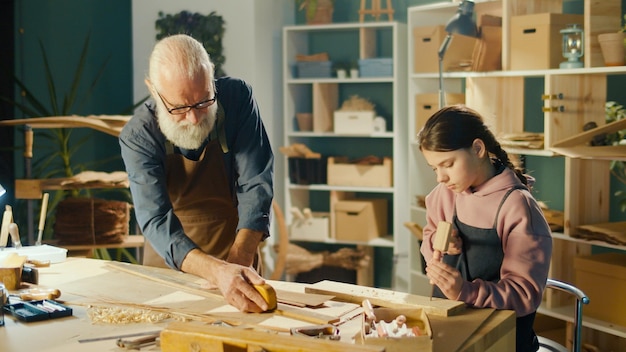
left=417, top=104, right=527, bottom=186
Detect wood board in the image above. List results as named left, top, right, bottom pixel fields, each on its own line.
left=0, top=115, right=130, bottom=137
left=305, top=280, right=466, bottom=317
left=160, top=321, right=385, bottom=352
left=106, top=261, right=341, bottom=325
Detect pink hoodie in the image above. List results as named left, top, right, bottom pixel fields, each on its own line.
left=421, top=167, right=552, bottom=316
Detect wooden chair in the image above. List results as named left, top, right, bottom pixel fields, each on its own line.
left=538, top=279, right=590, bottom=352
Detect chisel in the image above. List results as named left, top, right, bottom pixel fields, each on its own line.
left=35, top=193, right=49, bottom=246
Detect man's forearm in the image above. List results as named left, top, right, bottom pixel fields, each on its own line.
left=227, top=228, right=264, bottom=267
left=180, top=248, right=226, bottom=285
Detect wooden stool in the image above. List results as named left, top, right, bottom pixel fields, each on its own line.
left=359, top=0, right=394, bottom=22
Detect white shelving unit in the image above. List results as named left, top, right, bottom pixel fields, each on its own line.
left=282, top=21, right=408, bottom=288
left=408, top=0, right=626, bottom=349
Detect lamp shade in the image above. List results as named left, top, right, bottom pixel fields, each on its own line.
left=0, top=183, right=5, bottom=198
left=445, top=0, right=478, bottom=38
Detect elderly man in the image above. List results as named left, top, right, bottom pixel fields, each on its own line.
left=119, top=34, right=274, bottom=313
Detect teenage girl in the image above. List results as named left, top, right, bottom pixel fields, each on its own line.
left=417, top=104, right=552, bottom=352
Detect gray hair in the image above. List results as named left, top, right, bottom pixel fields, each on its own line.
left=148, top=34, right=214, bottom=90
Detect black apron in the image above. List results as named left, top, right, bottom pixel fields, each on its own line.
left=433, top=186, right=539, bottom=352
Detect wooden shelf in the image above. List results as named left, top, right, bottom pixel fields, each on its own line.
left=45, top=235, right=144, bottom=251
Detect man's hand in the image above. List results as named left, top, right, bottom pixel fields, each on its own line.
left=213, top=262, right=270, bottom=313
left=181, top=249, right=269, bottom=312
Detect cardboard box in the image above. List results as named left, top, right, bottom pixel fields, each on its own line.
left=414, top=93, right=465, bottom=136
left=510, top=13, right=584, bottom=70
left=413, top=25, right=477, bottom=73
left=327, top=156, right=392, bottom=187
left=574, top=252, right=626, bottom=326
left=472, top=25, right=502, bottom=71
left=333, top=110, right=376, bottom=134
left=290, top=212, right=330, bottom=241
left=356, top=308, right=432, bottom=351
left=334, top=199, right=387, bottom=241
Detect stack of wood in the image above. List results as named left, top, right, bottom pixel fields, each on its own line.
left=54, top=197, right=131, bottom=244
left=498, top=132, right=544, bottom=149
left=573, top=222, right=626, bottom=245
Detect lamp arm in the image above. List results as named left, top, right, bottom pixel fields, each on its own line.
left=438, top=34, right=453, bottom=109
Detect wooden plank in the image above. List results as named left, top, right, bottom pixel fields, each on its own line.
left=106, top=261, right=340, bottom=325
left=312, top=83, right=338, bottom=132
left=0, top=115, right=130, bottom=137
left=427, top=308, right=496, bottom=352
left=305, top=280, right=465, bottom=317
left=545, top=74, right=606, bottom=148
left=160, top=322, right=385, bottom=352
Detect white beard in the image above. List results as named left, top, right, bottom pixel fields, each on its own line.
left=156, top=102, right=217, bottom=150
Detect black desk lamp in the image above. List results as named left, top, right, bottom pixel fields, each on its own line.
left=438, top=0, right=479, bottom=108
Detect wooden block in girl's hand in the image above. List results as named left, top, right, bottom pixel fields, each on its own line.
left=433, top=221, right=452, bottom=252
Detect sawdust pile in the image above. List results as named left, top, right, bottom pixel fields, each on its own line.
left=87, top=305, right=184, bottom=324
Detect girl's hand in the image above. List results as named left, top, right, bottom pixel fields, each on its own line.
left=426, top=259, right=463, bottom=300
left=445, top=229, right=462, bottom=256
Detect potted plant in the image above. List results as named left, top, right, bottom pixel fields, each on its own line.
left=155, top=11, right=226, bottom=78
left=598, top=14, right=626, bottom=66
left=297, top=0, right=334, bottom=25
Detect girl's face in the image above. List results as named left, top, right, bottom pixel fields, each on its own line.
left=421, top=139, right=489, bottom=193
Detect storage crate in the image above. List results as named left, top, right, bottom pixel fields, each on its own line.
left=327, top=156, right=392, bottom=187
left=334, top=110, right=376, bottom=134
left=510, top=13, right=584, bottom=70
left=574, top=252, right=626, bottom=326
left=296, top=61, right=332, bottom=78
left=358, top=58, right=393, bottom=77
left=334, top=199, right=387, bottom=241
left=290, top=212, right=330, bottom=241
left=413, top=25, right=477, bottom=73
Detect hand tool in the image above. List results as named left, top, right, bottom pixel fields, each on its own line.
left=0, top=205, right=13, bottom=248
left=361, top=299, right=377, bottom=335
left=430, top=221, right=453, bottom=301
left=253, top=283, right=277, bottom=311
left=36, top=193, right=49, bottom=246
left=21, top=266, right=39, bottom=284
left=116, top=333, right=160, bottom=350
left=290, top=324, right=340, bottom=340
left=17, top=287, right=61, bottom=301
left=8, top=223, right=22, bottom=249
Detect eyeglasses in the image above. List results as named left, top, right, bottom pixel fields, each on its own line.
left=154, top=88, right=217, bottom=115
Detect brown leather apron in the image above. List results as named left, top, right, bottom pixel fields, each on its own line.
left=142, top=137, right=239, bottom=268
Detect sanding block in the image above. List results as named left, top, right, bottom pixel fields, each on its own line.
left=254, top=283, right=277, bottom=311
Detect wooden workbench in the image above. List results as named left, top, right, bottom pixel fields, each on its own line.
left=1, top=258, right=515, bottom=351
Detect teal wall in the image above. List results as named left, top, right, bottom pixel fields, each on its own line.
left=13, top=0, right=133, bottom=177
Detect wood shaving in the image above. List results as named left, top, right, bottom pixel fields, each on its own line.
left=87, top=305, right=182, bottom=324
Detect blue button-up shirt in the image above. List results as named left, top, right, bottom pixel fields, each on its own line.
left=119, top=77, right=274, bottom=269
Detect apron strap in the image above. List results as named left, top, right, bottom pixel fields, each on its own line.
left=210, top=102, right=229, bottom=154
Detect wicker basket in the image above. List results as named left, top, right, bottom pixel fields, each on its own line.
left=53, top=197, right=131, bottom=245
